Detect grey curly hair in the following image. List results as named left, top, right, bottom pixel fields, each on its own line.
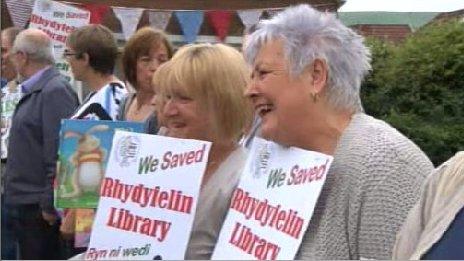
left=244, top=4, right=372, bottom=112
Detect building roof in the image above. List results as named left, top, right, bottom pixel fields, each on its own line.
left=338, top=12, right=439, bottom=30
left=432, top=8, right=464, bottom=22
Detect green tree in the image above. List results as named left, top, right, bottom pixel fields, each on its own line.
left=361, top=20, right=464, bottom=166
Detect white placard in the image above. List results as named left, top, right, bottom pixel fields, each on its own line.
left=29, top=0, right=89, bottom=91
left=85, top=131, right=211, bottom=260
left=212, top=137, right=333, bottom=260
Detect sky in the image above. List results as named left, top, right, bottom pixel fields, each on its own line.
left=339, top=0, right=464, bottom=12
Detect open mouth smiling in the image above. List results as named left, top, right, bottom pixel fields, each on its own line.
left=255, top=103, right=274, bottom=117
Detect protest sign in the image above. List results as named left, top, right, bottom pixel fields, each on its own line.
left=55, top=120, right=145, bottom=209
left=85, top=131, right=211, bottom=260
left=29, top=0, right=89, bottom=85
left=1, top=86, right=21, bottom=159
left=212, top=137, right=333, bottom=260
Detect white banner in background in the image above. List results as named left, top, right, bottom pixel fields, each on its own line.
left=29, top=0, right=89, bottom=85
left=86, top=131, right=211, bottom=260
left=212, top=137, right=333, bottom=260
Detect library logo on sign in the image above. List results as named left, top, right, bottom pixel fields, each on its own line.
left=115, top=135, right=140, bottom=167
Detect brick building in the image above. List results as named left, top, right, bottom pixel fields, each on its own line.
left=338, top=12, right=438, bottom=43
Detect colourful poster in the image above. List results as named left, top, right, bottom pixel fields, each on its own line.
left=212, top=137, right=333, bottom=260
left=85, top=131, right=211, bottom=260
left=75, top=209, right=96, bottom=248
left=55, top=120, right=144, bottom=208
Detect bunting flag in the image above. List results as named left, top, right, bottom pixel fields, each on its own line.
left=5, top=0, right=35, bottom=28
left=112, top=7, right=143, bottom=41
left=175, top=11, right=204, bottom=43
left=148, top=11, right=172, bottom=31
left=206, top=10, right=232, bottom=42
left=83, top=4, right=110, bottom=24
left=238, top=10, right=262, bottom=31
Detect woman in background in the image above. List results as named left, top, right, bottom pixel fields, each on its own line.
left=118, top=27, right=173, bottom=134
left=62, top=24, right=126, bottom=258
left=66, top=24, right=126, bottom=120
left=153, top=43, right=253, bottom=259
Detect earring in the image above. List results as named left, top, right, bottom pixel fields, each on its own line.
left=310, top=92, right=319, bottom=103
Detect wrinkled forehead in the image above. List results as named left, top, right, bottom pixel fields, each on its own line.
left=253, top=39, right=288, bottom=68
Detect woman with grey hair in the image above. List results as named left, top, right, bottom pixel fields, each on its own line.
left=244, top=4, right=433, bottom=259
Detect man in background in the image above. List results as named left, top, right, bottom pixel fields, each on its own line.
left=0, top=26, right=21, bottom=260
left=4, top=28, right=79, bottom=259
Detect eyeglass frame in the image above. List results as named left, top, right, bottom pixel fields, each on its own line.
left=62, top=50, right=80, bottom=59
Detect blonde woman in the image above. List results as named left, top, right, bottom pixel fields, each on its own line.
left=153, top=43, right=253, bottom=259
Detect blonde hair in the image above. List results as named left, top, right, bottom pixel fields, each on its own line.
left=153, top=43, right=252, bottom=142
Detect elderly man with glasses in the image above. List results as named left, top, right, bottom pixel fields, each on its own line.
left=4, top=28, right=79, bottom=260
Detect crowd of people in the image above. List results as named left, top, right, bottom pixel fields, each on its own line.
left=1, top=4, right=463, bottom=260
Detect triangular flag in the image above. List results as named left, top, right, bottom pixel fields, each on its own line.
left=206, top=10, right=232, bottom=42
left=83, top=4, right=110, bottom=24
left=237, top=10, right=262, bottom=31
left=5, top=0, right=35, bottom=28
left=112, top=7, right=143, bottom=41
left=175, top=11, right=204, bottom=43
left=148, top=11, right=172, bottom=30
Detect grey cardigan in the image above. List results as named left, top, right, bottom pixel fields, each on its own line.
left=296, top=113, right=433, bottom=259
left=4, top=67, right=79, bottom=214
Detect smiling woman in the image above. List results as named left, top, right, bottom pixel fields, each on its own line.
left=243, top=4, right=434, bottom=259
left=152, top=43, right=253, bottom=259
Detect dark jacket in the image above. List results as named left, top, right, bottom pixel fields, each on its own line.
left=4, top=67, right=79, bottom=214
